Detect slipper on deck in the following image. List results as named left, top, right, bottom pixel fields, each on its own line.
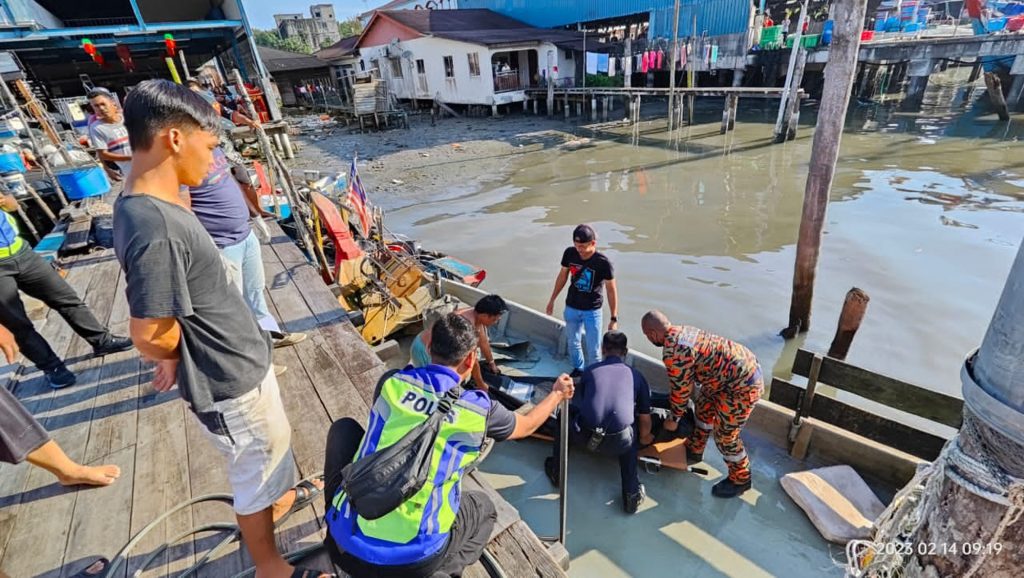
left=291, top=567, right=335, bottom=578
left=69, top=557, right=109, bottom=578
left=276, top=477, right=325, bottom=527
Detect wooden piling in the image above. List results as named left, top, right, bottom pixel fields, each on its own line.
left=547, top=81, right=555, bottom=117
left=984, top=72, right=1011, bottom=121
left=720, top=97, right=731, bottom=134
left=827, top=288, right=870, bottom=360
left=783, top=0, right=869, bottom=338
left=591, top=97, right=597, bottom=121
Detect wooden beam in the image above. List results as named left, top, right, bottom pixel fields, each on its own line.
left=769, top=378, right=950, bottom=460
left=827, top=287, right=870, bottom=360
left=791, top=349, right=963, bottom=428
left=783, top=0, right=869, bottom=337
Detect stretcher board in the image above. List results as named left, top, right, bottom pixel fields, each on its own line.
left=638, top=437, right=692, bottom=471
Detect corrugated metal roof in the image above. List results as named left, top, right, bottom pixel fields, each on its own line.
left=368, top=9, right=594, bottom=47
left=459, top=0, right=754, bottom=38
left=315, top=35, right=360, bottom=60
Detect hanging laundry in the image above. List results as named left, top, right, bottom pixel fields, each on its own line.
left=609, top=57, right=616, bottom=77
left=586, top=52, right=599, bottom=75
left=710, top=45, right=719, bottom=65
left=597, top=53, right=609, bottom=74
left=656, top=49, right=665, bottom=70
left=641, top=51, right=649, bottom=73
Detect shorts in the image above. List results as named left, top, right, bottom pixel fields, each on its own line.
left=410, top=334, right=431, bottom=368
left=192, top=368, right=298, bottom=515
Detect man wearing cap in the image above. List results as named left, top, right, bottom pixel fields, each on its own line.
left=87, top=87, right=131, bottom=180
left=545, top=224, right=619, bottom=377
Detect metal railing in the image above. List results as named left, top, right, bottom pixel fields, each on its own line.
left=494, top=70, right=521, bottom=93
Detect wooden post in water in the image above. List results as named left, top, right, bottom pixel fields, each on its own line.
left=781, top=49, right=808, bottom=142
left=984, top=72, right=1010, bottom=121
left=782, top=0, right=868, bottom=338
left=667, top=0, right=682, bottom=132
left=827, top=288, right=870, bottom=360
left=773, top=0, right=809, bottom=142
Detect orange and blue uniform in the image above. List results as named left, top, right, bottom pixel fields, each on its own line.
left=662, top=325, right=763, bottom=484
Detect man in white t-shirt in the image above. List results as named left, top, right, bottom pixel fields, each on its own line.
left=87, top=88, right=132, bottom=179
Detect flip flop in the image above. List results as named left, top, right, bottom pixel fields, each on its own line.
left=69, top=557, right=108, bottom=578
left=276, top=476, right=324, bottom=526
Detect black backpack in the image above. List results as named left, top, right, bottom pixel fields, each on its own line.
left=341, top=384, right=462, bottom=520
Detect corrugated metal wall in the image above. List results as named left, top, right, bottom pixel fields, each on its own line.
left=459, top=0, right=754, bottom=38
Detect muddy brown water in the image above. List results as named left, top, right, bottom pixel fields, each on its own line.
left=367, top=97, right=1024, bottom=415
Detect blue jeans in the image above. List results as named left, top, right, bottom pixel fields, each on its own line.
left=221, top=230, right=280, bottom=333
left=564, top=306, right=602, bottom=371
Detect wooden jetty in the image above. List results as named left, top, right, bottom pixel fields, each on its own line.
left=0, top=223, right=565, bottom=578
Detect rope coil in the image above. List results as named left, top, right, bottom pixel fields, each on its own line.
left=845, top=425, right=1024, bottom=578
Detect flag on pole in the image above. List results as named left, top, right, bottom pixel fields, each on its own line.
left=348, top=157, right=371, bottom=237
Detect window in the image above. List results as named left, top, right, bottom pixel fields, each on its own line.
left=443, top=55, right=455, bottom=78
left=416, top=59, right=425, bottom=74
left=390, top=59, right=403, bottom=78
left=467, top=52, right=481, bottom=77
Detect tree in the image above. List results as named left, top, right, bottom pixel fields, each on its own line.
left=337, top=17, right=363, bottom=38
left=253, top=28, right=312, bottom=54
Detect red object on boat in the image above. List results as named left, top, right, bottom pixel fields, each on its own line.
left=861, top=30, right=875, bottom=41
left=1008, top=15, right=1024, bottom=32
left=311, top=190, right=364, bottom=279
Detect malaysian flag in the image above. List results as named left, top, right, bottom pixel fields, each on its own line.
left=348, top=157, right=371, bottom=237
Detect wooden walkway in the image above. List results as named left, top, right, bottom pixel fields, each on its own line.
left=0, top=224, right=564, bottom=578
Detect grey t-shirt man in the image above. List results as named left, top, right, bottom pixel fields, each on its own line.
left=112, top=194, right=271, bottom=414
left=88, top=119, right=132, bottom=175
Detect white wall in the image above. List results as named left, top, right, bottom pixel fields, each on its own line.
left=362, top=36, right=499, bottom=105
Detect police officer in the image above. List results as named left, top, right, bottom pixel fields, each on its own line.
left=323, top=313, right=575, bottom=577
left=0, top=194, right=132, bottom=387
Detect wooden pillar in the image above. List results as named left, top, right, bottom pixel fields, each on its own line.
left=902, top=59, right=935, bottom=111
left=775, top=48, right=807, bottom=143
left=624, top=37, right=632, bottom=88
left=729, top=94, right=739, bottom=131
left=720, top=96, right=731, bottom=134
left=827, top=288, right=870, bottom=360
left=783, top=0, right=869, bottom=338
left=602, top=96, right=609, bottom=121
left=984, top=72, right=1010, bottom=121
left=688, top=94, right=695, bottom=125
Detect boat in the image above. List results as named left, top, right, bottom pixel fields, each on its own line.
left=289, top=171, right=486, bottom=345
left=411, top=278, right=948, bottom=576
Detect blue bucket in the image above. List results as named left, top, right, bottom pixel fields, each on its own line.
left=0, top=151, right=25, bottom=173
left=822, top=20, right=834, bottom=45
left=56, top=166, right=111, bottom=200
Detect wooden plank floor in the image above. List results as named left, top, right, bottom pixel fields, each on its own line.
left=0, top=225, right=564, bottom=578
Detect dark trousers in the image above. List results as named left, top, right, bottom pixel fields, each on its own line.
left=323, top=418, right=496, bottom=578
left=552, top=407, right=640, bottom=496
left=0, top=249, right=112, bottom=372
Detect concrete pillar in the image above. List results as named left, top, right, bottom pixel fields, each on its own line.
left=533, top=99, right=539, bottom=115
left=1009, top=55, right=1024, bottom=111
left=492, top=104, right=499, bottom=117
left=591, top=97, right=597, bottom=121
left=624, top=38, right=632, bottom=88
left=602, top=97, right=609, bottom=121
left=901, top=59, right=935, bottom=111
left=523, top=100, right=528, bottom=113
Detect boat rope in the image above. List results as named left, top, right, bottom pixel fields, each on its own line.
left=844, top=418, right=1024, bottom=578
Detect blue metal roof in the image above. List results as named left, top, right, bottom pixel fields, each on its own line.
left=458, top=0, right=754, bottom=38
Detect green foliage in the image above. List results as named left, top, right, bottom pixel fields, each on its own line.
left=337, top=17, right=363, bottom=38
left=253, top=29, right=312, bottom=54
left=584, top=74, right=622, bottom=88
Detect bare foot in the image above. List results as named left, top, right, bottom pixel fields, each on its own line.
left=271, top=478, right=324, bottom=523
left=58, top=464, right=121, bottom=487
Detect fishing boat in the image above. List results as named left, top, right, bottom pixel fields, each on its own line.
left=291, top=171, right=486, bottom=345
left=405, top=277, right=961, bottom=577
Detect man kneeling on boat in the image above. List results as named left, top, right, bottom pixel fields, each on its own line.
left=543, top=330, right=655, bottom=514
left=641, top=310, right=764, bottom=498
left=323, top=313, right=575, bottom=577
left=410, top=294, right=508, bottom=390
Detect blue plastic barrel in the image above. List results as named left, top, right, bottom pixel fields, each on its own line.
left=55, top=166, right=111, bottom=200
left=822, top=20, right=834, bottom=45
left=875, top=18, right=886, bottom=32
left=0, top=151, right=26, bottom=173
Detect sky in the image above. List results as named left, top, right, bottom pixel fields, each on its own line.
left=242, top=0, right=375, bottom=30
